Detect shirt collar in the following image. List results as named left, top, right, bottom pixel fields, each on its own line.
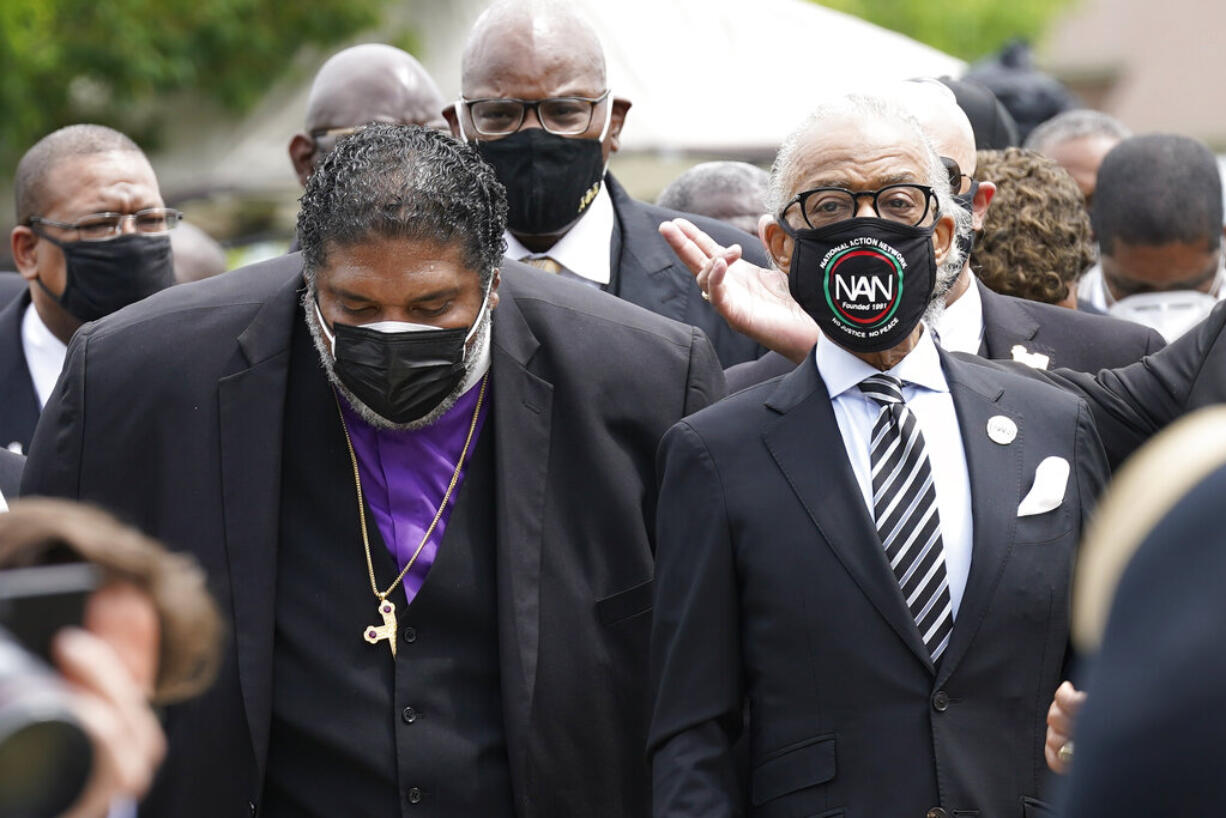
left=20, top=301, right=67, bottom=408
left=503, top=181, right=614, bottom=285
left=932, top=275, right=985, bottom=355
left=815, top=326, right=948, bottom=399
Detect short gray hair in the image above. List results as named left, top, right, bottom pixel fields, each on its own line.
left=657, top=161, right=769, bottom=212
left=768, top=93, right=970, bottom=289
left=1024, top=109, right=1131, bottom=154
left=15, top=124, right=144, bottom=224
left=297, top=124, right=507, bottom=287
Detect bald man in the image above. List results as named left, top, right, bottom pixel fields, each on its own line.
left=288, top=43, right=446, bottom=187
left=444, top=0, right=767, bottom=366
left=714, top=81, right=1163, bottom=392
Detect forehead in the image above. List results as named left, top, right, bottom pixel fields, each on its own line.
left=309, top=69, right=437, bottom=130
left=463, top=19, right=604, bottom=99
left=785, top=115, right=933, bottom=198
left=1047, top=135, right=1119, bottom=171
left=318, top=236, right=483, bottom=297
left=41, top=151, right=161, bottom=217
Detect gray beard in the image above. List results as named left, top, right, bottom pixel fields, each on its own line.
left=301, top=286, right=492, bottom=432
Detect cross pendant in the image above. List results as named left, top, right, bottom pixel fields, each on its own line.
left=364, top=598, right=398, bottom=658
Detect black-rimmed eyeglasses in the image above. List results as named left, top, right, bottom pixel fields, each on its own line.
left=461, top=91, right=610, bottom=137
left=29, top=208, right=184, bottom=242
left=780, top=184, right=938, bottom=230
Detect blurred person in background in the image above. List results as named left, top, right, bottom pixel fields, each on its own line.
left=444, top=0, right=767, bottom=366
left=0, top=499, right=220, bottom=818
left=4, top=125, right=178, bottom=455
left=963, top=40, right=1078, bottom=142
left=170, top=221, right=228, bottom=284
left=1078, top=134, right=1225, bottom=341
left=1025, top=109, right=1131, bottom=209
left=288, top=43, right=446, bottom=188
left=938, top=76, right=1019, bottom=150
left=972, top=148, right=1095, bottom=311
left=655, top=161, right=769, bottom=235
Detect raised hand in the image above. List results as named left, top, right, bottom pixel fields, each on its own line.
left=659, top=218, right=820, bottom=363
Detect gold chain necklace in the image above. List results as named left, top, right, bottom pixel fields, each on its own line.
left=335, top=374, right=489, bottom=657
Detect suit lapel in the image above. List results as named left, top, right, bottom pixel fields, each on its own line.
left=936, top=351, right=1022, bottom=684
left=978, top=280, right=1039, bottom=360
left=605, top=175, right=689, bottom=324
left=0, top=292, right=42, bottom=451
left=487, top=278, right=553, bottom=792
left=762, top=358, right=935, bottom=672
left=216, top=272, right=300, bottom=781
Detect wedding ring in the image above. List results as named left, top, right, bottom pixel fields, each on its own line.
left=1057, top=741, right=1074, bottom=764
left=701, top=290, right=711, bottom=302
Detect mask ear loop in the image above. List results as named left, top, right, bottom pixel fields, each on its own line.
left=314, top=299, right=337, bottom=356
left=462, top=277, right=495, bottom=358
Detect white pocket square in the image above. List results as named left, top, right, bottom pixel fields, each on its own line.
left=1017, top=456, right=1070, bottom=517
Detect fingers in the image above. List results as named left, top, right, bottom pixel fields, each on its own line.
left=1044, top=681, right=1084, bottom=775
left=84, top=581, right=161, bottom=696
left=673, top=218, right=728, bottom=258
left=54, top=628, right=167, bottom=812
left=659, top=221, right=713, bottom=276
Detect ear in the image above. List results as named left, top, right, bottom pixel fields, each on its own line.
left=288, top=134, right=317, bottom=188
left=762, top=216, right=794, bottom=274
left=11, top=226, right=40, bottom=281
left=931, top=212, right=956, bottom=268
left=971, top=180, right=996, bottom=232
left=488, top=268, right=501, bottom=310
left=443, top=103, right=462, bottom=140
left=606, top=97, right=632, bottom=154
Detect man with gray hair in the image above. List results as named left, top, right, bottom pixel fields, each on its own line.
left=1024, top=109, right=1131, bottom=207
left=25, top=125, right=725, bottom=817
left=650, top=94, right=1108, bottom=817
left=656, top=161, right=769, bottom=235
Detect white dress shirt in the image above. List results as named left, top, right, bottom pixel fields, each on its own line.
left=503, top=183, right=614, bottom=288
left=21, top=302, right=67, bottom=409
left=933, top=276, right=985, bottom=355
left=815, top=328, right=974, bottom=617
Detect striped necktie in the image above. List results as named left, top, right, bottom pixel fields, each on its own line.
left=520, top=255, right=563, bottom=274
left=858, top=374, right=954, bottom=663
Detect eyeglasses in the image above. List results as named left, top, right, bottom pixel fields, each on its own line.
left=781, top=184, right=938, bottom=230
left=941, top=156, right=973, bottom=193
left=29, top=208, right=184, bottom=242
left=461, top=91, right=610, bottom=137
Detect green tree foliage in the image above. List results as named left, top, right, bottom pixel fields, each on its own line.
left=0, top=0, right=385, bottom=173
left=814, top=0, right=1075, bottom=61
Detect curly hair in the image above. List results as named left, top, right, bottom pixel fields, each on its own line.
left=971, top=148, right=1094, bottom=304
left=297, top=123, right=508, bottom=286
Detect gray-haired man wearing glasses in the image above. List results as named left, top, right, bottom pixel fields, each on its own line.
left=442, top=0, right=769, bottom=367
left=5, top=124, right=178, bottom=454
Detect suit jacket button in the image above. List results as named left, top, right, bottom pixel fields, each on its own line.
left=407, top=787, right=423, bottom=804
left=926, top=808, right=949, bottom=818
left=403, top=626, right=417, bottom=644
left=402, top=706, right=419, bottom=724
left=932, top=690, right=950, bottom=712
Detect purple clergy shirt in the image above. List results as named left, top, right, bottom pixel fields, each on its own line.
left=338, top=377, right=490, bottom=607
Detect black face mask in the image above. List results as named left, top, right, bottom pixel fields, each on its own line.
left=952, top=179, right=979, bottom=262
left=782, top=217, right=940, bottom=354
left=475, top=129, right=606, bottom=236
left=316, top=295, right=487, bottom=425
left=35, top=232, right=174, bottom=323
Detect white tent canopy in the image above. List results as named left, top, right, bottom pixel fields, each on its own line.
left=155, top=0, right=963, bottom=195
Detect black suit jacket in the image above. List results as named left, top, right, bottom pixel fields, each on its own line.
left=723, top=280, right=1165, bottom=393
left=23, top=254, right=725, bottom=818
left=650, top=348, right=1108, bottom=817
left=0, top=449, right=23, bottom=501
left=1059, top=460, right=1226, bottom=817
left=0, top=291, right=42, bottom=454
left=606, top=175, right=767, bottom=367
left=1036, top=300, right=1226, bottom=469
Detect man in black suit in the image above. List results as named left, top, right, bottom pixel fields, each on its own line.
left=4, top=124, right=177, bottom=454
left=443, top=0, right=766, bottom=366
left=703, top=82, right=1161, bottom=393
left=24, top=126, right=723, bottom=817
left=650, top=94, right=1109, bottom=817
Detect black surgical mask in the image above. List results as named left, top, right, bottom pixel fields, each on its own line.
left=35, top=232, right=174, bottom=323
left=316, top=288, right=490, bottom=425
left=782, top=217, right=940, bottom=354
left=470, top=117, right=610, bottom=237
